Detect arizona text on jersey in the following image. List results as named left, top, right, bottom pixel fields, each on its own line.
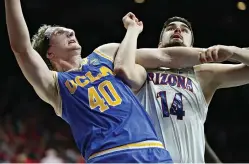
left=136, top=68, right=208, bottom=163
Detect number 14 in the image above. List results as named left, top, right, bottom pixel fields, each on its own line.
left=157, top=91, right=185, bottom=120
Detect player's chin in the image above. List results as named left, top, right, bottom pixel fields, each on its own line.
left=163, top=40, right=186, bottom=47
left=68, top=44, right=81, bottom=50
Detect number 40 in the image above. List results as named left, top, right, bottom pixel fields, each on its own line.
left=157, top=91, right=185, bottom=120
left=88, top=80, right=122, bottom=112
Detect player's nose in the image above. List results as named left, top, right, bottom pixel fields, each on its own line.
left=67, top=30, right=75, bottom=37
left=174, top=27, right=181, bottom=33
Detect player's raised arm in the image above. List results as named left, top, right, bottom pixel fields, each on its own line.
left=229, top=46, right=249, bottom=66
left=135, top=47, right=228, bottom=69
left=197, top=45, right=249, bottom=89
left=5, top=0, right=57, bottom=107
left=113, top=13, right=147, bottom=92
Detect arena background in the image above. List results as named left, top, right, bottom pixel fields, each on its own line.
left=0, top=0, right=249, bottom=162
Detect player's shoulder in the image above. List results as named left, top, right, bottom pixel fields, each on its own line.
left=97, top=43, right=120, bottom=50
left=94, top=43, right=120, bottom=62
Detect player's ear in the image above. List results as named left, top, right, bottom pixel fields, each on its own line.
left=47, top=52, right=54, bottom=59
left=47, top=48, right=55, bottom=60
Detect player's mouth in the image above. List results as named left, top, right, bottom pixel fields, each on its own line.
left=171, top=33, right=183, bottom=40
left=68, top=39, right=76, bottom=45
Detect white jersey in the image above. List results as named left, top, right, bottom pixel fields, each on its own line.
left=136, top=68, right=208, bottom=163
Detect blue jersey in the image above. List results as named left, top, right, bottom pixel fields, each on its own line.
left=55, top=50, right=172, bottom=162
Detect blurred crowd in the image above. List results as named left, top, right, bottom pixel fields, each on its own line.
left=0, top=107, right=85, bottom=163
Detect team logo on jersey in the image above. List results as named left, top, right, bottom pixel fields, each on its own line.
left=89, top=58, right=100, bottom=66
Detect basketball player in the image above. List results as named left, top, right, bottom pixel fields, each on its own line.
left=5, top=0, right=178, bottom=161
left=115, top=16, right=249, bottom=163
left=5, top=0, right=219, bottom=161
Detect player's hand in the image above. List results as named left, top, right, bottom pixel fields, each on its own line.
left=122, top=12, right=143, bottom=34
left=200, top=45, right=234, bottom=63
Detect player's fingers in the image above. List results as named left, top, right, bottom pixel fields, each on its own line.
left=208, top=49, right=215, bottom=62
left=208, top=48, right=216, bottom=62
left=212, top=48, right=219, bottom=61
left=138, top=21, right=143, bottom=26
left=199, top=52, right=207, bottom=63
left=204, top=49, right=211, bottom=62
left=123, top=12, right=131, bottom=20
left=128, top=12, right=135, bottom=18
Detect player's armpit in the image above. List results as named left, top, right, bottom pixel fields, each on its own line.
left=49, top=71, right=62, bottom=116
left=194, top=64, right=218, bottom=105
left=115, top=64, right=147, bottom=92
left=14, top=48, right=59, bottom=110
left=32, top=71, right=61, bottom=116
left=95, top=43, right=120, bottom=62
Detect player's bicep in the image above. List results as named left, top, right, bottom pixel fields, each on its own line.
left=14, top=48, right=58, bottom=106
left=214, top=63, right=249, bottom=89
left=116, top=64, right=147, bottom=92
left=132, top=64, right=147, bottom=92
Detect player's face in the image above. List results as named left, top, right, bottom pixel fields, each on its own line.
left=48, top=27, right=81, bottom=60
left=159, top=21, right=192, bottom=48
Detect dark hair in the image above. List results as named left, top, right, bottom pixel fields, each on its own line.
left=159, top=16, right=194, bottom=45
left=31, top=24, right=60, bottom=70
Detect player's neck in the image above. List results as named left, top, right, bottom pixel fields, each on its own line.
left=55, top=55, right=82, bottom=72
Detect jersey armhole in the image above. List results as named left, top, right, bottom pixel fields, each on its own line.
left=93, top=49, right=114, bottom=63
left=192, top=70, right=209, bottom=122
left=51, top=71, right=63, bottom=117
